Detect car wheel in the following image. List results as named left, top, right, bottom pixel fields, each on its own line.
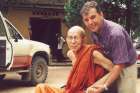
left=0, top=74, right=5, bottom=80
left=31, top=56, right=48, bottom=85
left=21, top=56, right=48, bottom=85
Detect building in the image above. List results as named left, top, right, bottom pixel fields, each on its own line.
left=0, top=0, right=69, bottom=60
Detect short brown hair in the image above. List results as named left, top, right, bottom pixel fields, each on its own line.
left=80, top=1, right=102, bottom=16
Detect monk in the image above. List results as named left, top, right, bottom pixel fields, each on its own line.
left=35, top=26, right=113, bottom=93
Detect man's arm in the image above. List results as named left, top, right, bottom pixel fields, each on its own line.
left=90, top=64, right=124, bottom=93
left=86, top=73, right=111, bottom=93
left=86, top=64, right=124, bottom=93
left=103, top=64, right=124, bottom=88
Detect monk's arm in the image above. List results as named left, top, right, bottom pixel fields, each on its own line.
left=93, top=50, right=114, bottom=71
left=67, top=50, right=76, bottom=65
left=89, top=73, right=111, bottom=88
left=90, top=50, right=113, bottom=85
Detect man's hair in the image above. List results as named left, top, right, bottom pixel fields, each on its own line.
left=80, top=0, right=102, bottom=16
left=68, top=26, right=86, bottom=39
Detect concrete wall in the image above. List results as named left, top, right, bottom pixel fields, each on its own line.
left=6, top=8, right=32, bottom=39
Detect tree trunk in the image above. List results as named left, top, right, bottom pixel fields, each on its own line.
left=125, top=0, right=132, bottom=35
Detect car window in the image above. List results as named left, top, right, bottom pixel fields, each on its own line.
left=6, top=21, right=22, bottom=39
left=0, top=16, right=6, bottom=36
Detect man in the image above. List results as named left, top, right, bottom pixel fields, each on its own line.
left=80, top=1, right=137, bottom=93
left=35, top=26, right=113, bottom=93
left=56, top=33, right=65, bottom=61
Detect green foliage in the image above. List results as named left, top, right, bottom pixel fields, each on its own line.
left=132, top=0, right=140, bottom=38
left=64, top=0, right=140, bottom=37
left=64, top=0, right=128, bottom=27
left=132, top=31, right=140, bottom=39
left=64, top=0, right=86, bottom=27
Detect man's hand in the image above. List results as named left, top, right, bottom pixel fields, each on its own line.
left=86, top=86, right=94, bottom=93
left=86, top=84, right=105, bottom=93
left=92, top=84, right=105, bottom=93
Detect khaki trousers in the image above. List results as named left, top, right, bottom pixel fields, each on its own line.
left=117, top=63, right=137, bottom=93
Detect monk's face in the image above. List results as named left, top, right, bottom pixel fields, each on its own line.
left=66, top=30, right=84, bottom=53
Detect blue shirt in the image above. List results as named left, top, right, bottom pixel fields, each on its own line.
left=92, top=19, right=137, bottom=65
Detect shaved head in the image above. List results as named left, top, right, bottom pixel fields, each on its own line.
left=68, top=26, right=86, bottom=39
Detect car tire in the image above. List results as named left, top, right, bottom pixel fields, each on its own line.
left=21, top=56, right=48, bottom=85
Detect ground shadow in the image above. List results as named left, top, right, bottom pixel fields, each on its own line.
left=0, top=79, right=34, bottom=90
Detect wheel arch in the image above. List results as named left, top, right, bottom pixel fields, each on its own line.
left=32, top=51, right=50, bottom=65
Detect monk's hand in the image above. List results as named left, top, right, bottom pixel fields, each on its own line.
left=91, top=84, right=105, bottom=93
left=86, top=86, right=95, bottom=93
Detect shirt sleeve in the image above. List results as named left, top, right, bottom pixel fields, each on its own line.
left=111, top=31, right=129, bottom=64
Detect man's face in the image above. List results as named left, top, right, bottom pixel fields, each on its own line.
left=66, top=30, right=83, bottom=53
left=82, top=8, right=103, bottom=33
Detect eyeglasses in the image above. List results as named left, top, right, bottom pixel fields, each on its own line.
left=66, top=36, right=81, bottom=41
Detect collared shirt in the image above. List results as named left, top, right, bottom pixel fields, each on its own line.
left=92, top=19, right=137, bottom=65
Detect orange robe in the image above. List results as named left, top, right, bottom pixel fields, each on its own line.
left=35, top=45, right=105, bottom=93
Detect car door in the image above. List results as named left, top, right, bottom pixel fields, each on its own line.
left=0, top=12, right=13, bottom=69
left=5, top=20, right=31, bottom=68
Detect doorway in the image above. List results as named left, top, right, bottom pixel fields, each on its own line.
left=29, top=18, right=61, bottom=59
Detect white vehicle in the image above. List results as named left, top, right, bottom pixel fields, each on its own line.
left=0, top=12, right=50, bottom=85
left=137, top=49, right=140, bottom=77
left=133, top=37, right=140, bottom=77
left=133, top=37, right=140, bottom=49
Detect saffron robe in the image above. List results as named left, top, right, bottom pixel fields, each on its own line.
left=35, top=45, right=105, bottom=93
